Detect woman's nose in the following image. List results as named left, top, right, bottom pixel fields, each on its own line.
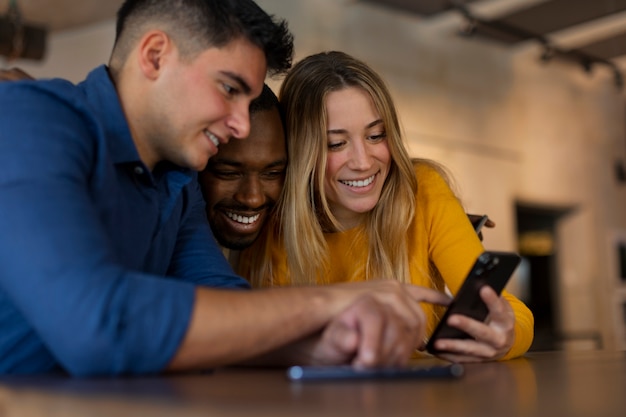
left=348, top=139, right=373, bottom=170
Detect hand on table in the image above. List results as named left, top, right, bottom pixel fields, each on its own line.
left=427, top=286, right=515, bottom=363
left=306, top=283, right=451, bottom=368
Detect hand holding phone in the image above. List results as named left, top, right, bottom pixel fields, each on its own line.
left=426, top=251, right=521, bottom=355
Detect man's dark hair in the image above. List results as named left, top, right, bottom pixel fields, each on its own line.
left=250, top=84, right=279, bottom=114
left=250, top=83, right=285, bottom=130
left=111, top=0, right=293, bottom=76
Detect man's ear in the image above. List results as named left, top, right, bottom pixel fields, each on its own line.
left=137, top=30, right=172, bottom=80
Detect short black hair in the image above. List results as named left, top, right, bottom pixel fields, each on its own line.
left=250, top=83, right=284, bottom=131
left=112, top=0, right=293, bottom=76
left=250, top=84, right=279, bottom=114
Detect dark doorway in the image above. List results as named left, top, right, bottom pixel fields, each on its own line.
left=515, top=203, right=572, bottom=351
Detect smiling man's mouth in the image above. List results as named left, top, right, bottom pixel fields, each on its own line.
left=226, top=211, right=261, bottom=225
left=204, top=130, right=220, bottom=147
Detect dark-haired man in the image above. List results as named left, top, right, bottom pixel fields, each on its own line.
left=0, top=0, right=447, bottom=376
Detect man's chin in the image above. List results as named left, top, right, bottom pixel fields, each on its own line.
left=218, top=234, right=259, bottom=251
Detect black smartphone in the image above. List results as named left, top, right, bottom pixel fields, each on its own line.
left=426, top=251, right=521, bottom=355
left=286, top=364, right=464, bottom=382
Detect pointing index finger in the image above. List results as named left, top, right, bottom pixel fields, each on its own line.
left=404, top=285, right=451, bottom=306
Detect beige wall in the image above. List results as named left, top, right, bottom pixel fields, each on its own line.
left=7, top=0, right=626, bottom=349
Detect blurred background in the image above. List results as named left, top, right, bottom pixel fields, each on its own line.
left=2, top=0, right=625, bottom=353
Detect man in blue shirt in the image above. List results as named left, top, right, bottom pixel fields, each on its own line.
left=0, top=0, right=449, bottom=376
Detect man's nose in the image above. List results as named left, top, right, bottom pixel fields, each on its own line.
left=234, top=175, right=265, bottom=208
left=226, top=101, right=251, bottom=140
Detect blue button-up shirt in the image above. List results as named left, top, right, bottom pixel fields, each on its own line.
left=0, top=66, right=249, bottom=376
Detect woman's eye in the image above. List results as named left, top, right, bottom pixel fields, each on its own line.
left=328, top=141, right=344, bottom=150
left=368, top=133, right=386, bottom=142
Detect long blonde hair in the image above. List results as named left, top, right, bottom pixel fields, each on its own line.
left=245, top=51, right=420, bottom=286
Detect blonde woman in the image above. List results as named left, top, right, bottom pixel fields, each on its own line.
left=239, top=51, right=533, bottom=362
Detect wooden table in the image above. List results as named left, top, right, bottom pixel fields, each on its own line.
left=1, top=350, right=624, bottom=417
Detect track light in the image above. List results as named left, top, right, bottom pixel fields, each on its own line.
left=540, top=44, right=555, bottom=62
left=581, top=58, right=593, bottom=74
left=460, top=18, right=477, bottom=37
left=453, top=4, right=624, bottom=91
left=614, top=69, right=624, bottom=89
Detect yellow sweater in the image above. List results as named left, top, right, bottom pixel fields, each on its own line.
left=242, top=162, right=534, bottom=359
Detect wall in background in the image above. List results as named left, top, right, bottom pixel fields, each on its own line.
left=5, top=0, right=626, bottom=349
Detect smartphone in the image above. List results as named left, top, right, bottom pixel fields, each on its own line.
left=425, top=251, right=521, bottom=355
left=286, top=364, right=464, bottom=382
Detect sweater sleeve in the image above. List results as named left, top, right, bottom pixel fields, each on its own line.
left=415, top=162, right=534, bottom=359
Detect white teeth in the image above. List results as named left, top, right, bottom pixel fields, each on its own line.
left=341, top=174, right=375, bottom=188
left=205, top=130, right=219, bottom=147
left=226, top=212, right=261, bottom=224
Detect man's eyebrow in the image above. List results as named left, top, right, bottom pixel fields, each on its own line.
left=209, top=158, right=244, bottom=167
left=210, top=157, right=287, bottom=169
left=327, top=119, right=383, bottom=135
left=220, top=71, right=252, bottom=95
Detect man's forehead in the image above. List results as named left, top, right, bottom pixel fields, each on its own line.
left=207, top=36, right=267, bottom=96
left=214, top=138, right=284, bottom=161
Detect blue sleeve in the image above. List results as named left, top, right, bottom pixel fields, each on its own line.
left=0, top=82, right=196, bottom=376
left=168, top=179, right=251, bottom=289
